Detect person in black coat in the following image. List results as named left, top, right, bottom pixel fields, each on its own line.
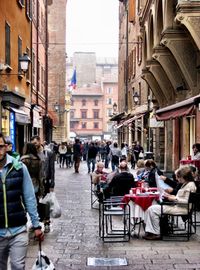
left=104, top=161, right=135, bottom=198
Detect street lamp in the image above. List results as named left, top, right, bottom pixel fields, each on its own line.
left=113, top=102, right=118, bottom=114
left=18, top=53, right=31, bottom=73
left=133, top=92, right=140, bottom=105
left=0, top=52, right=31, bottom=75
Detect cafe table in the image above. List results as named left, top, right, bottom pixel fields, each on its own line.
left=180, top=159, right=200, bottom=169
left=121, top=191, right=160, bottom=237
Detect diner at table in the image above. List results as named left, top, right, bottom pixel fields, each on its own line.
left=143, top=166, right=197, bottom=240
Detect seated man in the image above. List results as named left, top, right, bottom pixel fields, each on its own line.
left=104, top=161, right=136, bottom=199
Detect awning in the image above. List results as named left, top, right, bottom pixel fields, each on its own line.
left=122, top=113, right=145, bottom=126
left=110, top=112, right=125, bottom=121
left=156, top=94, right=200, bottom=121
left=9, top=107, right=30, bottom=124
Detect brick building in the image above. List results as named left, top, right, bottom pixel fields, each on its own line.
left=48, top=0, right=67, bottom=143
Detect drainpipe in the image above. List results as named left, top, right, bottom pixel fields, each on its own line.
left=125, top=0, right=128, bottom=113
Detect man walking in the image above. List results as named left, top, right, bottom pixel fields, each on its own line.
left=0, top=133, right=44, bottom=269
left=31, top=136, right=55, bottom=233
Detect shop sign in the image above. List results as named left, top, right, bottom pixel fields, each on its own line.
left=10, top=112, right=16, bottom=151
left=33, top=109, right=42, bottom=128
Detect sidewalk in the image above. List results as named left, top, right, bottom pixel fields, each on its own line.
left=26, top=161, right=200, bottom=270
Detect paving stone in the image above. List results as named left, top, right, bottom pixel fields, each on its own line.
left=24, top=162, right=200, bottom=270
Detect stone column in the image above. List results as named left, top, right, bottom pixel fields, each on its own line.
left=164, top=121, right=173, bottom=172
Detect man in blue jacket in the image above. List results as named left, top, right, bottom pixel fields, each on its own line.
left=0, top=133, right=44, bottom=269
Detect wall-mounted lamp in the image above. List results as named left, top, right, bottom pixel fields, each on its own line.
left=133, top=92, right=140, bottom=105
left=0, top=52, right=31, bottom=75
left=113, top=102, right=118, bottom=113
left=54, top=102, right=61, bottom=113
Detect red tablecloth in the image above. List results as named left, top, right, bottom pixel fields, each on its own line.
left=122, top=194, right=159, bottom=211
left=180, top=160, right=200, bottom=169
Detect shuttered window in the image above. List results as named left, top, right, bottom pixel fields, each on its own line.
left=5, top=22, right=11, bottom=66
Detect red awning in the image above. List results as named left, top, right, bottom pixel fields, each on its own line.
left=156, top=104, right=195, bottom=121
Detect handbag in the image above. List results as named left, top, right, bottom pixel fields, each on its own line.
left=32, top=240, right=55, bottom=270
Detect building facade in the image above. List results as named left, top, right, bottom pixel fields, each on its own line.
left=0, top=1, right=32, bottom=154
left=118, top=0, right=200, bottom=171
left=67, top=53, right=118, bottom=141
left=48, top=0, right=67, bottom=143
left=32, top=0, right=50, bottom=142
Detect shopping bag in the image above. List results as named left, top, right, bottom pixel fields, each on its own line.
left=40, top=192, right=61, bottom=219
left=32, top=241, right=55, bottom=270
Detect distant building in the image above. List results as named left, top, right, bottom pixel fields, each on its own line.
left=67, top=52, right=118, bottom=141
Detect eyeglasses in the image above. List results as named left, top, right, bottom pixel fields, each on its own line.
left=0, top=145, right=6, bottom=149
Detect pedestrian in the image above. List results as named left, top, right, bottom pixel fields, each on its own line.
left=73, top=138, right=82, bottom=173
left=87, top=142, right=98, bottom=173
left=31, top=135, right=55, bottom=233
left=58, top=142, right=67, bottom=168
left=104, top=141, right=112, bottom=168
left=110, top=142, right=122, bottom=172
left=133, top=141, right=144, bottom=162
left=0, top=133, right=44, bottom=269
left=21, top=142, right=44, bottom=204
left=6, top=139, right=20, bottom=160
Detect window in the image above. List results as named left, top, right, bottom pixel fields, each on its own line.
left=37, top=60, right=40, bottom=91
left=70, top=122, right=75, bottom=129
left=93, top=110, right=99, bottom=119
left=82, top=99, right=86, bottom=106
left=32, top=50, right=35, bottom=87
left=26, top=47, right=30, bottom=81
left=18, top=36, right=22, bottom=73
left=107, top=87, right=113, bottom=94
left=5, top=22, right=10, bottom=66
left=107, top=98, right=112, bottom=105
left=94, top=99, right=98, bottom=106
left=94, top=122, right=99, bottom=129
left=18, top=0, right=25, bottom=7
left=107, top=123, right=113, bottom=132
left=81, top=111, right=87, bottom=119
left=82, top=122, right=87, bottom=129
left=107, top=109, right=112, bottom=117
left=32, top=0, right=36, bottom=20
left=41, top=66, right=44, bottom=95
left=70, top=111, right=75, bottom=118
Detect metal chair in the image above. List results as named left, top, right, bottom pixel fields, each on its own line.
left=160, top=192, right=197, bottom=241
left=99, top=196, right=130, bottom=243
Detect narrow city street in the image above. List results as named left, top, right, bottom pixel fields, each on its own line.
left=26, top=162, right=200, bottom=270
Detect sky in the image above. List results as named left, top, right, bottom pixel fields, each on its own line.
left=66, top=0, right=119, bottom=58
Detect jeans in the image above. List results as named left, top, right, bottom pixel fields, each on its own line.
left=0, top=231, right=28, bottom=270
left=87, top=158, right=96, bottom=172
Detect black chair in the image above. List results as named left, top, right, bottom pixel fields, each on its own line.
left=160, top=193, right=197, bottom=241
left=99, top=196, right=130, bottom=243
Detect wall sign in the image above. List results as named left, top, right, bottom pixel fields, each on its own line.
left=10, top=112, right=16, bottom=151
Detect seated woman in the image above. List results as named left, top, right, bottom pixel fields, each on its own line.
left=91, top=162, right=109, bottom=186
left=143, top=166, right=197, bottom=240
left=143, top=159, right=163, bottom=187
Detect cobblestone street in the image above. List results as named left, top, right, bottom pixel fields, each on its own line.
left=26, top=162, right=200, bottom=270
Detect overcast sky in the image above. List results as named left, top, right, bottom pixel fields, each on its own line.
left=66, top=0, right=119, bottom=58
